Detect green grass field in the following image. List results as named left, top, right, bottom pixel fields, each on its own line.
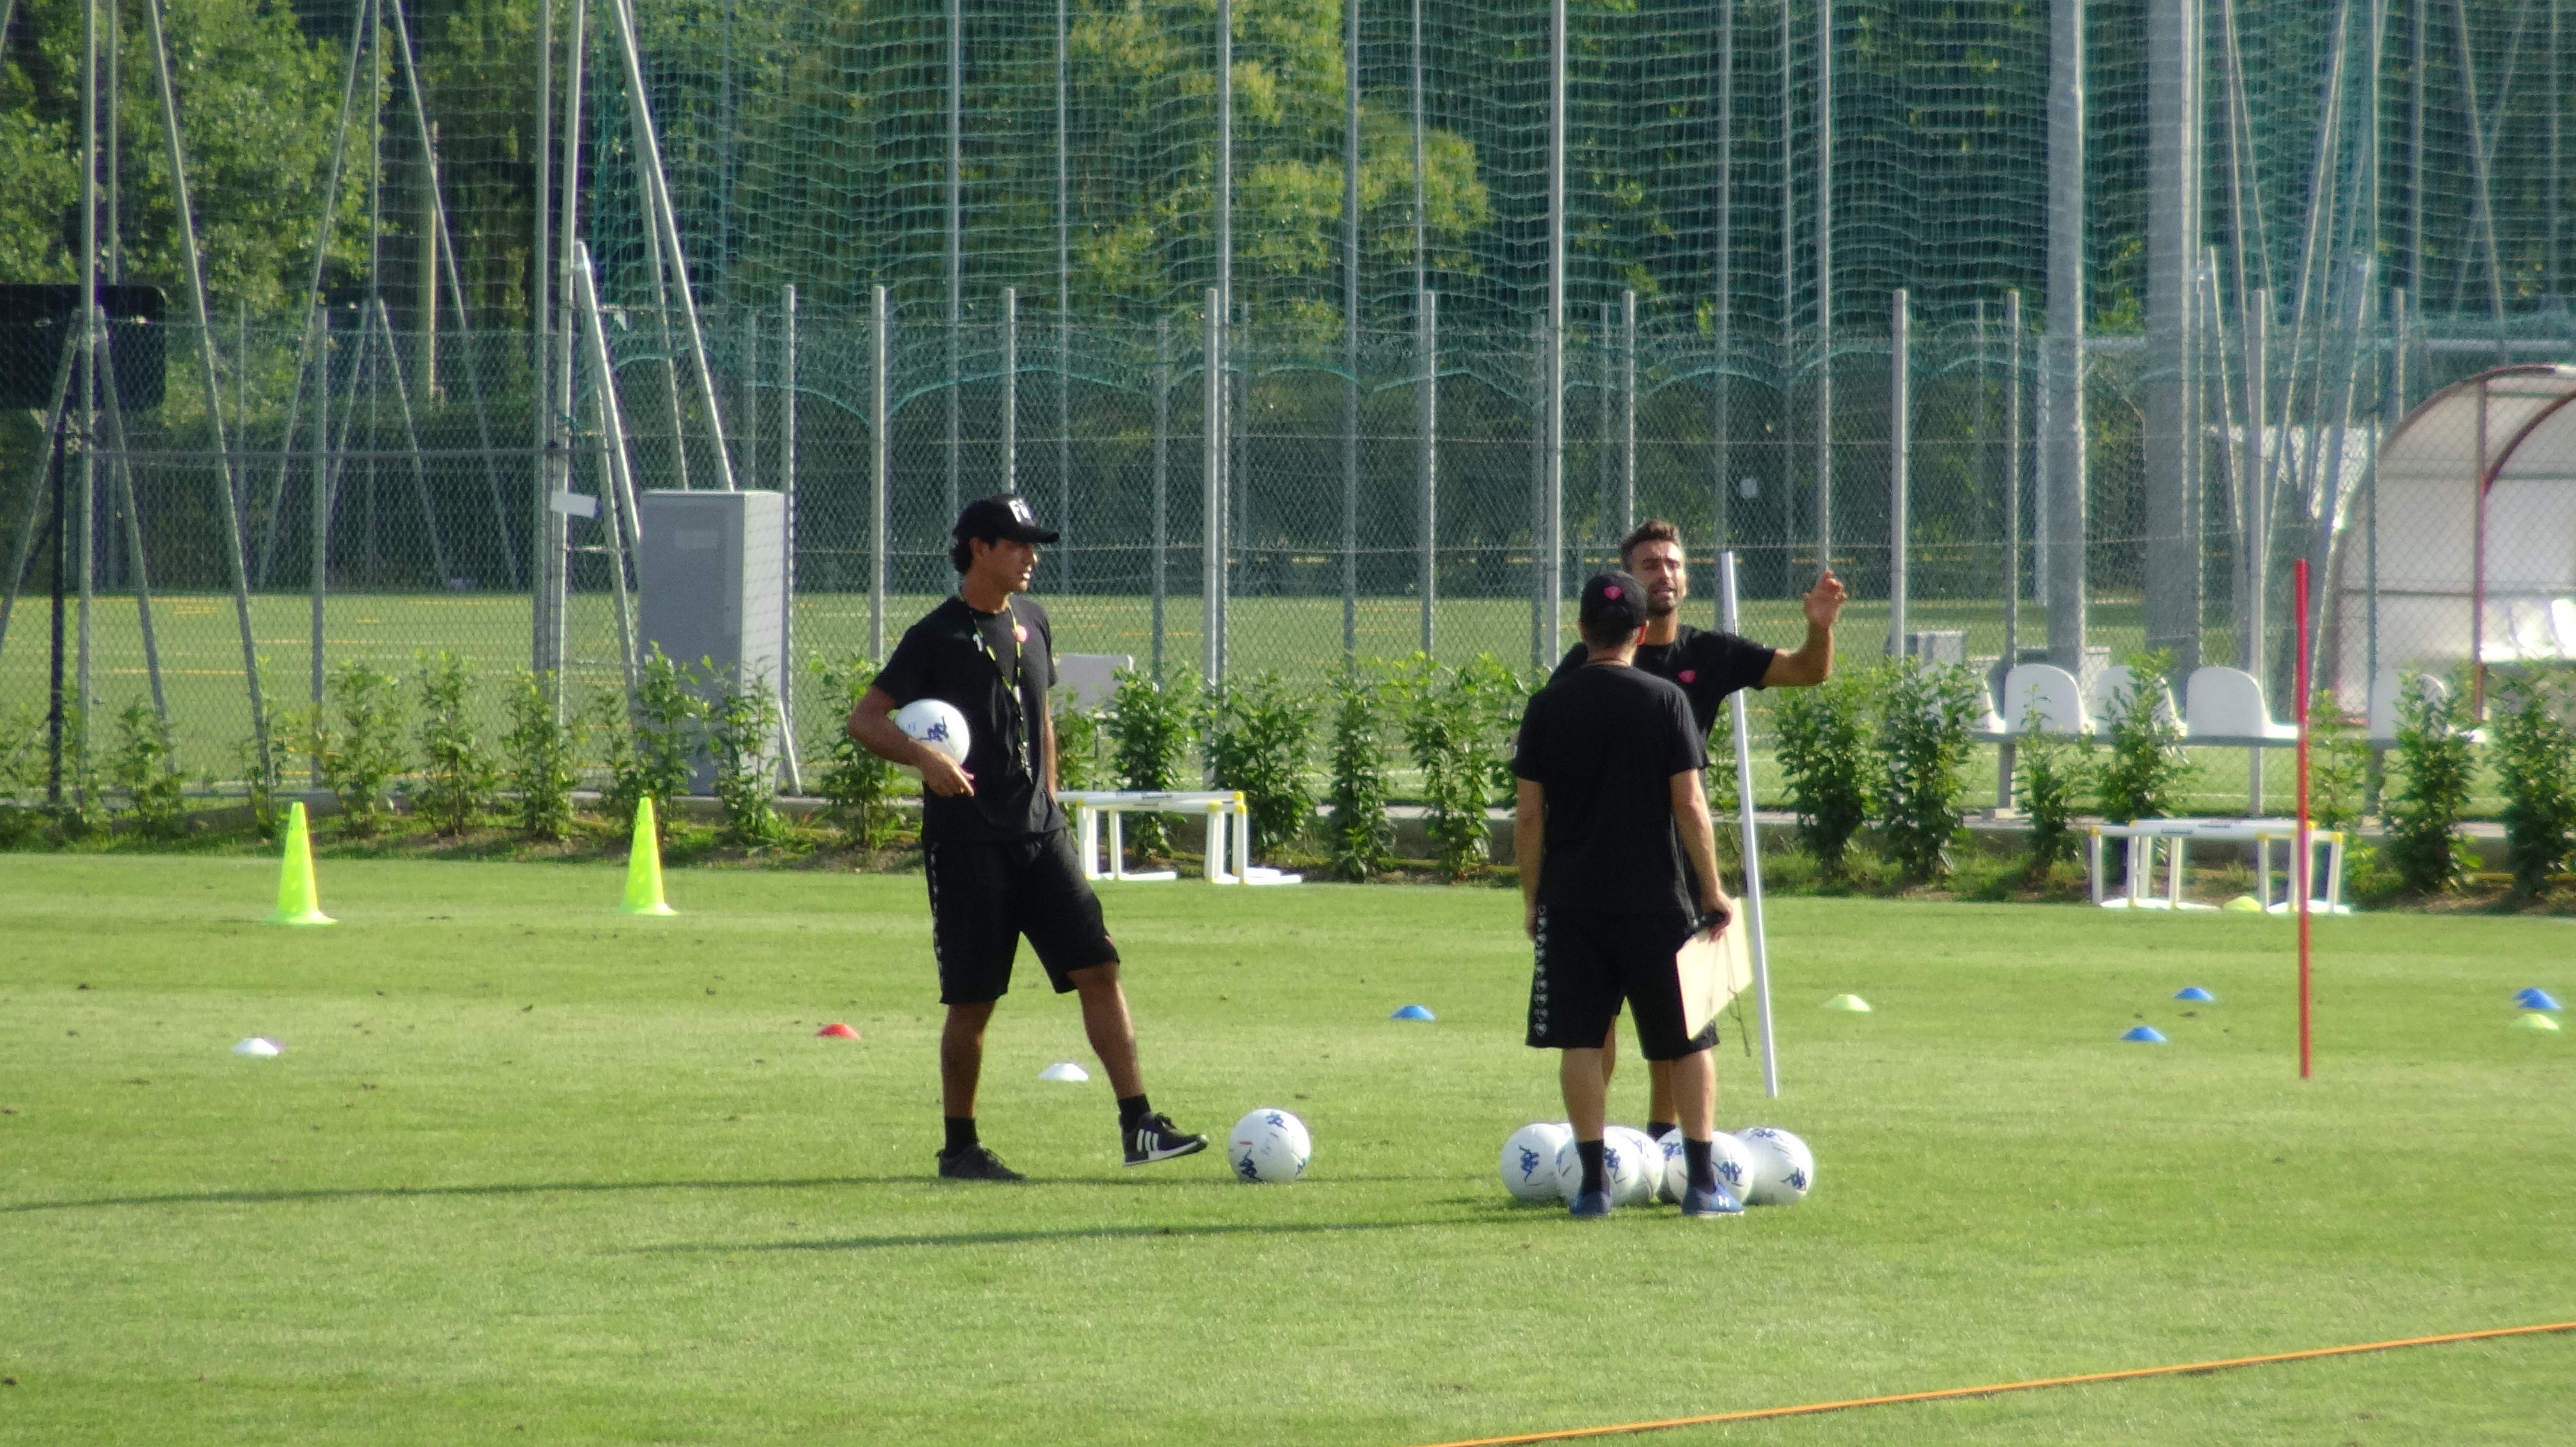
left=4, top=858, right=2571, bottom=1443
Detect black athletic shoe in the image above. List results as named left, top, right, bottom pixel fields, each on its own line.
left=1122, top=1112, right=1209, bottom=1166
left=937, top=1144, right=1027, bottom=1181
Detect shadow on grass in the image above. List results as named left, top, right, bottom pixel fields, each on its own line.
left=634, top=1211, right=1533, bottom=1255
left=1, top=1172, right=1476, bottom=1216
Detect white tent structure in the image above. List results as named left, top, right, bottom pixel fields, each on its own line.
left=2330, top=365, right=2576, bottom=710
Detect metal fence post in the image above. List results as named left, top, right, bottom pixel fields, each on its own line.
left=779, top=284, right=801, bottom=793
left=1888, top=288, right=1909, bottom=655
left=1419, top=288, right=1438, bottom=658
left=870, top=283, right=890, bottom=663
left=1153, top=314, right=1169, bottom=677
left=1203, top=293, right=1222, bottom=684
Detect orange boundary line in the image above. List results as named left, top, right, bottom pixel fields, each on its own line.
left=1403, top=1320, right=2576, bottom=1447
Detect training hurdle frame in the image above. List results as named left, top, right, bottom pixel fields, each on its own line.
left=2086, top=818, right=2350, bottom=913
left=1059, top=790, right=1302, bottom=886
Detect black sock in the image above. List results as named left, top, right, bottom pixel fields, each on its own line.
left=1645, top=1120, right=1677, bottom=1141
left=943, top=1116, right=979, bottom=1156
left=1576, top=1139, right=1608, bottom=1196
left=1116, top=1093, right=1153, bottom=1130
left=1684, top=1137, right=1718, bottom=1194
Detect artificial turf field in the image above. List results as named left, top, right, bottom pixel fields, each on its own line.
left=3, top=857, right=2572, bottom=1444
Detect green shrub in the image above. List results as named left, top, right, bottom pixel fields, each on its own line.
left=232, top=724, right=283, bottom=841
left=2093, top=652, right=2192, bottom=823
left=412, top=651, right=497, bottom=838
left=1202, top=669, right=1318, bottom=858
left=107, top=699, right=187, bottom=840
left=1, top=705, right=48, bottom=844
left=314, top=662, right=407, bottom=836
left=1874, top=660, right=1983, bottom=882
left=2384, top=672, right=2477, bottom=894
left=810, top=654, right=902, bottom=850
left=1394, top=654, right=1504, bottom=880
left=500, top=673, right=580, bottom=842
left=2014, top=715, right=2092, bottom=877
left=2489, top=670, right=2576, bottom=897
left=1774, top=668, right=1874, bottom=877
left=595, top=646, right=703, bottom=835
left=2307, top=688, right=2369, bottom=832
left=1323, top=662, right=1396, bottom=880
left=708, top=669, right=786, bottom=848
left=1107, top=667, right=1197, bottom=861
left=1465, top=656, right=1542, bottom=803
left=1054, top=702, right=1107, bottom=791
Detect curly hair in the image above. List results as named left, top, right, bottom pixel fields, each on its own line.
left=1618, top=519, right=1682, bottom=565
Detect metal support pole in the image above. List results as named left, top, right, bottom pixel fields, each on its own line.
left=870, top=284, right=890, bottom=662
left=77, top=0, right=97, bottom=747
left=1153, top=315, right=1170, bottom=677
left=2045, top=0, right=2088, bottom=673
left=946, top=0, right=961, bottom=526
left=1620, top=289, right=1636, bottom=537
left=1002, top=287, right=1019, bottom=493
left=1721, top=551, right=1781, bottom=1098
left=1713, top=0, right=1734, bottom=568
left=2004, top=290, right=2024, bottom=662
left=742, top=306, right=760, bottom=492
left=2146, top=0, right=2204, bottom=672
left=602, top=0, right=734, bottom=491
left=1419, top=289, right=1438, bottom=658
left=310, top=307, right=331, bottom=781
left=779, top=284, right=801, bottom=794
left=539, top=0, right=586, bottom=701
left=141, top=0, right=267, bottom=771
left=92, top=324, right=169, bottom=732
left=1889, top=288, right=1909, bottom=655
left=573, top=248, right=643, bottom=698
left=1812, top=0, right=1834, bottom=581
left=1543, top=0, right=1566, bottom=665
left=1203, top=294, right=1224, bottom=684
left=1343, top=0, right=1361, bottom=660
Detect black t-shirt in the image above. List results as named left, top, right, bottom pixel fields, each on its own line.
left=875, top=594, right=1066, bottom=844
left=1512, top=663, right=1708, bottom=915
left=1549, top=625, right=1776, bottom=737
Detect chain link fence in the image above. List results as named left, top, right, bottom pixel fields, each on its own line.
left=5, top=303, right=2575, bottom=800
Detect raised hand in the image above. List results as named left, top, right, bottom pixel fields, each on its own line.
left=1803, top=569, right=1848, bottom=630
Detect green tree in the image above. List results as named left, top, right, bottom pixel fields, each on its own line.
left=413, top=651, right=497, bottom=837
left=1322, top=661, right=1394, bottom=880
left=1201, top=669, right=1317, bottom=857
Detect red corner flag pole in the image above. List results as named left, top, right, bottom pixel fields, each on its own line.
left=2293, top=558, right=2313, bottom=1080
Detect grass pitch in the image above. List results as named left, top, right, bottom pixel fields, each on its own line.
left=2, top=857, right=2572, bottom=1443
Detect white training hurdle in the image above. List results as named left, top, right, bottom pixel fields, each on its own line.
left=2086, top=818, right=2350, bottom=914
left=1060, top=791, right=1303, bottom=886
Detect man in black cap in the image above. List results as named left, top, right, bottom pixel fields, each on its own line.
left=849, top=494, right=1207, bottom=1180
left=1545, top=519, right=1845, bottom=1142
left=1514, top=571, right=1739, bottom=1219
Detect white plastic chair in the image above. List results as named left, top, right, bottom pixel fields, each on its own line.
left=1995, top=663, right=2091, bottom=736
left=2551, top=599, right=2576, bottom=661
left=2183, top=666, right=2299, bottom=746
left=2085, top=665, right=2183, bottom=736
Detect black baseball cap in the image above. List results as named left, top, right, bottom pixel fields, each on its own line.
left=952, top=493, right=1060, bottom=545
left=1578, top=570, right=1648, bottom=645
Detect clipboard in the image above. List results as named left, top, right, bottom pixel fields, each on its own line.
left=1677, top=916, right=1754, bottom=1040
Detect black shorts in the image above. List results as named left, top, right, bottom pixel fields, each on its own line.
left=1526, top=905, right=1717, bottom=1061
left=925, top=830, right=1120, bottom=1004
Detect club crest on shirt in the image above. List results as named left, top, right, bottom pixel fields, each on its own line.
left=1677, top=669, right=1697, bottom=683
left=1013, top=623, right=1029, bottom=644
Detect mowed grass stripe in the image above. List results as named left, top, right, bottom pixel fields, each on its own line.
left=1, top=856, right=2570, bottom=1443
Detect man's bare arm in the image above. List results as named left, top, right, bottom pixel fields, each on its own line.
left=1761, top=568, right=1848, bottom=688
left=1515, top=778, right=1546, bottom=939
left=848, top=685, right=974, bottom=797
left=1040, top=697, right=1059, bottom=798
left=1669, top=770, right=1733, bottom=927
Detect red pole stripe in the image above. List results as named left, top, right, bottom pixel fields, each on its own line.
left=1399, top=1321, right=2576, bottom=1447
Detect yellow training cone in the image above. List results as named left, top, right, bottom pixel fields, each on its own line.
left=265, top=800, right=335, bottom=926
left=621, top=796, right=677, bottom=916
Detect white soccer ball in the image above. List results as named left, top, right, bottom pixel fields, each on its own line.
left=1500, top=1122, right=1573, bottom=1203
left=1605, top=1126, right=1660, bottom=1207
left=1734, top=1126, right=1816, bottom=1205
left=1554, top=1132, right=1653, bottom=1205
left=1659, top=1131, right=1759, bottom=1204
left=893, top=698, right=971, bottom=764
left=1228, top=1108, right=1311, bottom=1183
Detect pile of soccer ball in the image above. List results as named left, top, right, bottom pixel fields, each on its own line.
left=1498, top=1122, right=1814, bottom=1208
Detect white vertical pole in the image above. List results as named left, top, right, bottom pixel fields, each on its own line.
left=870, top=284, right=890, bottom=662
left=1721, top=551, right=1780, bottom=1098
left=1812, top=0, right=1833, bottom=582
left=2045, top=0, right=2086, bottom=673
left=1544, top=0, right=1566, bottom=664
left=1620, top=288, right=1636, bottom=537
left=1154, top=315, right=1170, bottom=675
left=947, top=0, right=962, bottom=522
left=1204, top=293, right=1223, bottom=683
left=1419, top=288, right=1438, bottom=657
left=779, top=284, right=802, bottom=794
left=1343, top=0, right=1361, bottom=660
left=1889, top=288, right=1909, bottom=656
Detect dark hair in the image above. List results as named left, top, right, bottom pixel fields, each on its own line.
left=949, top=537, right=978, bottom=573
left=1579, top=571, right=1649, bottom=648
left=1618, top=519, right=1683, bottom=565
